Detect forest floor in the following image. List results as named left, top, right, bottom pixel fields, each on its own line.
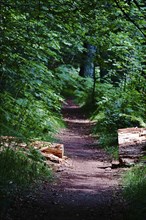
left=3, top=99, right=129, bottom=220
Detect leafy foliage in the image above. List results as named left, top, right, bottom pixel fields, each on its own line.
left=75, top=73, right=146, bottom=158
left=75, top=77, right=94, bottom=107
left=1, top=0, right=66, bottom=140
left=55, top=65, right=80, bottom=97
left=1, top=0, right=145, bottom=141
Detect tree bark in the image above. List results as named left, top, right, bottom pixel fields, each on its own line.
left=79, top=43, right=96, bottom=78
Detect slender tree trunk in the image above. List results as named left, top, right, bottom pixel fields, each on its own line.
left=92, top=65, right=96, bottom=104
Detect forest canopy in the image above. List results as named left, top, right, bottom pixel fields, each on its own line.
left=1, top=0, right=146, bottom=140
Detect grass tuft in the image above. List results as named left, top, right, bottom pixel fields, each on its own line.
left=122, top=164, right=146, bottom=220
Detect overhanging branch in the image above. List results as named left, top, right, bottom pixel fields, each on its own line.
left=114, top=0, right=146, bottom=38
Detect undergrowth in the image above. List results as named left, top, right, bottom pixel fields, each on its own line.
left=122, top=164, right=146, bottom=220
left=0, top=144, right=52, bottom=217
left=74, top=75, right=146, bottom=159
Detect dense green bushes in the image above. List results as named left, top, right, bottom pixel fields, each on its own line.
left=0, top=146, right=52, bottom=188
left=55, top=65, right=80, bottom=97
left=0, top=73, right=64, bottom=139
left=75, top=74, right=146, bottom=158
left=1, top=2, right=65, bottom=140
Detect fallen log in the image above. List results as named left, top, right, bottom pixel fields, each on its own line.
left=40, top=144, right=64, bottom=159
left=0, top=136, right=65, bottom=166
left=31, top=141, right=64, bottom=158
left=41, top=153, right=62, bottom=163
left=118, top=127, right=146, bottom=166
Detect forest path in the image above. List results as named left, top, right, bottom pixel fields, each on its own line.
left=5, top=99, right=127, bottom=220
left=37, top=99, right=126, bottom=220
left=55, top=99, right=121, bottom=193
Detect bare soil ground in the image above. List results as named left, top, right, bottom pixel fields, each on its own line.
left=3, top=99, right=128, bottom=220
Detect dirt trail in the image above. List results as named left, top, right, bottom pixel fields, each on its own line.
left=56, top=99, right=121, bottom=193
left=4, top=99, right=127, bottom=220
left=38, top=99, right=126, bottom=220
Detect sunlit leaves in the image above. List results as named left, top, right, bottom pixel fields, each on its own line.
left=1, top=0, right=146, bottom=140
left=1, top=0, right=66, bottom=139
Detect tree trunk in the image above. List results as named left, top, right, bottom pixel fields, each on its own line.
left=79, top=43, right=96, bottom=78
